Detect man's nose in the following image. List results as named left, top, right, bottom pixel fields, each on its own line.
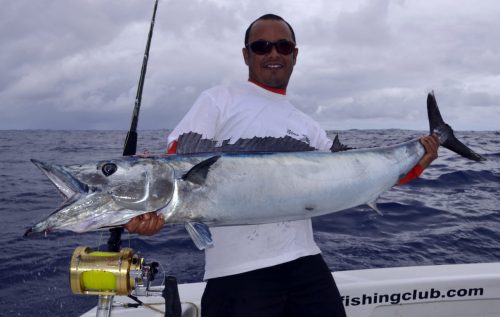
left=268, top=45, right=280, bottom=57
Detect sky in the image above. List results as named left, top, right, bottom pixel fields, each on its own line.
left=1, top=0, right=499, bottom=131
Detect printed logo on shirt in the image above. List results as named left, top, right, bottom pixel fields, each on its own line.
left=287, top=129, right=299, bottom=137
left=287, top=129, right=311, bottom=145
left=300, top=135, right=311, bottom=145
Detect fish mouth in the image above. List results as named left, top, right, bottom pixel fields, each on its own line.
left=26, top=160, right=89, bottom=236
left=23, top=189, right=129, bottom=236
left=26, top=160, right=122, bottom=236
left=27, top=158, right=171, bottom=236
left=23, top=222, right=124, bottom=237
left=23, top=191, right=83, bottom=236
left=31, top=159, right=89, bottom=198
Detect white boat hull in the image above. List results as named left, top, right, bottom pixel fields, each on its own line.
left=81, top=262, right=500, bottom=317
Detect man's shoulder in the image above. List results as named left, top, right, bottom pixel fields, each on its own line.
left=202, top=82, right=248, bottom=95
left=210, top=81, right=277, bottom=100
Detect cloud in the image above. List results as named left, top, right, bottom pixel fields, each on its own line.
left=1, top=0, right=499, bottom=130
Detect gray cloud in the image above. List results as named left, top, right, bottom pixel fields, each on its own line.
left=1, top=0, right=499, bottom=131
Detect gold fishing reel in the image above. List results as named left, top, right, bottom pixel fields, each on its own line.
left=70, top=246, right=150, bottom=296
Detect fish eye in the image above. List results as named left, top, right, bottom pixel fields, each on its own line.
left=102, top=163, right=117, bottom=177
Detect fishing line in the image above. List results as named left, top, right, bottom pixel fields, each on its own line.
left=98, top=231, right=105, bottom=251
left=106, top=0, right=159, bottom=253
left=126, top=295, right=165, bottom=313
left=156, top=260, right=167, bottom=288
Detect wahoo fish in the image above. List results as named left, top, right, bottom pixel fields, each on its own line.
left=25, top=93, right=485, bottom=249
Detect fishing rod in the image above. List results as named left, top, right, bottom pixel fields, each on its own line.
left=69, top=3, right=182, bottom=315
left=123, top=0, right=159, bottom=157
left=108, top=0, right=159, bottom=253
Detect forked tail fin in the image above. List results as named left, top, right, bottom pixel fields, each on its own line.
left=427, top=92, right=486, bottom=162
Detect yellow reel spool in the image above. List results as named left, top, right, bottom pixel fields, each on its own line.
left=70, top=246, right=143, bottom=296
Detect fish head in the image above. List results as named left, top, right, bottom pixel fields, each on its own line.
left=72, top=157, right=176, bottom=211
left=26, top=157, right=175, bottom=234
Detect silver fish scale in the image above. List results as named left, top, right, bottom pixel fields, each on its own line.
left=161, top=140, right=425, bottom=226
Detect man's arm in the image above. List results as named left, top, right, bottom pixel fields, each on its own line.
left=398, top=134, right=440, bottom=185
left=417, top=134, right=440, bottom=169
left=125, top=212, right=164, bottom=235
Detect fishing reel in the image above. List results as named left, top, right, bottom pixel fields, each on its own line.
left=70, top=246, right=161, bottom=296
left=70, top=246, right=183, bottom=317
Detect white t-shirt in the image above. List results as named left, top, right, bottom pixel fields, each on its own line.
left=168, top=81, right=333, bottom=279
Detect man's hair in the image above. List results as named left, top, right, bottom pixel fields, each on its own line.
left=244, top=14, right=296, bottom=45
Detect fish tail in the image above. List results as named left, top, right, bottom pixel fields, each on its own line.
left=427, top=92, right=486, bottom=162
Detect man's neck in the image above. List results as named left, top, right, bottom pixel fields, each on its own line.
left=248, top=79, right=286, bottom=95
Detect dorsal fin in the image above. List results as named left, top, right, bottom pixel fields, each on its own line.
left=330, top=134, right=354, bottom=152
left=176, top=132, right=316, bottom=154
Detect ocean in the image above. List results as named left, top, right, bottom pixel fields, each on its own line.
left=0, top=129, right=499, bottom=316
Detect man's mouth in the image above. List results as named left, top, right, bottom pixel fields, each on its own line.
left=264, top=63, right=283, bottom=69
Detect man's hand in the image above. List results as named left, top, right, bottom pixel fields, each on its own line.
left=125, top=212, right=164, bottom=236
left=418, top=134, right=440, bottom=169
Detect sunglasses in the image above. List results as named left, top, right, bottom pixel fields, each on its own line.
left=246, top=39, right=296, bottom=55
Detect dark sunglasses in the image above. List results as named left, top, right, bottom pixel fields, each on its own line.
left=246, top=39, right=296, bottom=55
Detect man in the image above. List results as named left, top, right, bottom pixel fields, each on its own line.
left=126, top=14, right=439, bottom=316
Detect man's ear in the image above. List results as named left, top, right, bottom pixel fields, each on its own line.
left=292, top=48, right=298, bottom=66
left=242, top=47, right=250, bottom=65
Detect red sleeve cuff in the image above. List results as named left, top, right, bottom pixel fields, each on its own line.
left=397, top=164, right=424, bottom=185
left=166, top=140, right=177, bottom=154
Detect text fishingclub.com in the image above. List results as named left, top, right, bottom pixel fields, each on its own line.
left=342, top=287, right=484, bottom=306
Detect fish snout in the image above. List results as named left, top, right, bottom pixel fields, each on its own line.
left=23, top=223, right=51, bottom=237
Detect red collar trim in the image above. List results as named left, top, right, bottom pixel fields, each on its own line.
left=248, top=79, right=286, bottom=95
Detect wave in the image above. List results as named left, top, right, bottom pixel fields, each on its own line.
left=1, top=129, right=499, bottom=316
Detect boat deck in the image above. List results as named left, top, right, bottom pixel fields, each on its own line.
left=81, top=262, right=500, bottom=317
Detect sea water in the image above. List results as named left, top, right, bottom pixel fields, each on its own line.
left=0, top=129, right=499, bottom=316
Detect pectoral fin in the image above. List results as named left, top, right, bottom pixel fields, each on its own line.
left=182, top=156, right=221, bottom=185
left=367, top=201, right=383, bottom=216
left=185, top=222, right=213, bottom=250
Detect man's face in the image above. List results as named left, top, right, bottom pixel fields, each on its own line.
left=243, top=20, right=298, bottom=89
